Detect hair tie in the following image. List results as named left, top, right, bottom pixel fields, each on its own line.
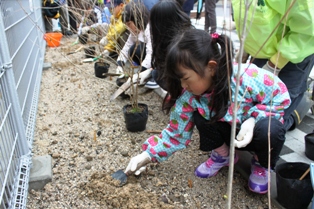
left=211, top=33, right=219, bottom=39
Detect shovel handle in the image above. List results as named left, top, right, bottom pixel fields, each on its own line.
left=146, top=130, right=162, bottom=134
left=102, top=73, right=123, bottom=76
left=299, top=167, right=310, bottom=180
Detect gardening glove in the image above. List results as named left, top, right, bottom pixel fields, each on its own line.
left=81, top=26, right=90, bottom=35
left=125, top=151, right=151, bottom=175
left=102, top=50, right=110, bottom=57
left=99, top=37, right=108, bottom=46
left=262, top=61, right=280, bottom=76
left=235, top=50, right=250, bottom=63
left=235, top=117, right=255, bottom=148
left=127, top=69, right=152, bottom=85
left=115, top=66, right=124, bottom=78
left=138, top=68, right=152, bottom=84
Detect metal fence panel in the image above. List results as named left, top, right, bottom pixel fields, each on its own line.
left=0, top=0, right=46, bottom=208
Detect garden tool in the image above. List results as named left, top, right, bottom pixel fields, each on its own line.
left=112, top=152, right=151, bottom=186
left=82, top=53, right=102, bottom=63
left=310, top=163, right=314, bottom=209
left=110, top=78, right=134, bottom=101
left=110, top=69, right=152, bottom=100
left=66, top=46, right=83, bottom=55
left=111, top=169, right=128, bottom=186
left=102, top=73, right=123, bottom=77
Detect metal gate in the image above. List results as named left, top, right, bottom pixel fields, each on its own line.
left=0, top=0, right=45, bottom=208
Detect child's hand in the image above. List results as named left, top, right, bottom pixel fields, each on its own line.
left=127, top=69, right=152, bottom=85
left=125, top=152, right=151, bottom=175
left=235, top=117, right=255, bottom=148
left=99, top=37, right=108, bottom=46
left=102, top=50, right=110, bottom=57
left=81, top=26, right=90, bottom=35
left=262, top=61, right=280, bottom=76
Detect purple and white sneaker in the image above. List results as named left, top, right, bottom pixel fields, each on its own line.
left=248, top=158, right=269, bottom=194
left=195, top=150, right=239, bottom=178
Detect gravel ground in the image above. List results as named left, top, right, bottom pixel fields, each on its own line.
left=26, top=35, right=278, bottom=209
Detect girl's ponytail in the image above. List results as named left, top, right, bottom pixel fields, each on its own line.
left=210, top=33, right=233, bottom=79
left=208, top=33, right=234, bottom=122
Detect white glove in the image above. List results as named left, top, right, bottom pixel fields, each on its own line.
left=125, top=152, right=151, bottom=175
left=116, top=66, right=123, bottom=74
left=127, top=69, right=152, bottom=85
left=102, top=50, right=110, bottom=57
left=81, top=26, right=90, bottom=35
left=99, top=37, right=108, bottom=46
left=262, top=61, right=280, bottom=76
left=139, top=68, right=152, bottom=84
left=235, top=117, right=255, bottom=148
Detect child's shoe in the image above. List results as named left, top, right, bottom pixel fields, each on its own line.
left=248, top=158, right=269, bottom=194
left=195, top=150, right=238, bottom=178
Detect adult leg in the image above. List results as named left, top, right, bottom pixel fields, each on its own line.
left=59, top=6, right=67, bottom=33
left=152, top=69, right=167, bottom=90
left=68, top=11, right=77, bottom=32
left=128, top=42, right=146, bottom=68
left=204, top=0, right=209, bottom=32
left=279, top=55, right=314, bottom=130
left=204, top=0, right=217, bottom=34
left=44, top=16, right=53, bottom=32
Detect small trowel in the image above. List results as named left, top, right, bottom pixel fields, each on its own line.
left=111, top=155, right=151, bottom=186
left=111, top=169, right=128, bottom=186
left=66, top=46, right=83, bottom=55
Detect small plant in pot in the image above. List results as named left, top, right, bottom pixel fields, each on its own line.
left=106, top=48, right=149, bottom=132
left=94, top=61, right=110, bottom=78
left=108, top=1, right=151, bottom=132
left=122, top=64, right=149, bottom=132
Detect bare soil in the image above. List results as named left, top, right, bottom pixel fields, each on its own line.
left=26, top=35, right=278, bottom=209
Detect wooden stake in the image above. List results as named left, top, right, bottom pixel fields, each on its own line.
left=93, top=130, right=97, bottom=141
left=146, top=130, right=162, bottom=134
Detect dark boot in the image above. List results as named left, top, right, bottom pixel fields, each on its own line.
left=62, top=30, right=73, bottom=36
left=289, top=91, right=314, bottom=130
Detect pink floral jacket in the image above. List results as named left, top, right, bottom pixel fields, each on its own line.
left=142, top=63, right=291, bottom=162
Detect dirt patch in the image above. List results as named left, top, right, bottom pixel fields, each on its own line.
left=79, top=171, right=173, bottom=209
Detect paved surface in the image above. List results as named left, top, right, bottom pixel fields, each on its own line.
left=188, top=3, right=314, bottom=208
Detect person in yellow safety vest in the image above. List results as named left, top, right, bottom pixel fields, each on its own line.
left=43, top=0, right=61, bottom=32
left=43, top=0, right=60, bottom=19
left=100, top=0, right=127, bottom=58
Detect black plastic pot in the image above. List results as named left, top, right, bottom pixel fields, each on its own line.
left=123, top=103, right=148, bottom=132
left=84, top=46, right=95, bottom=58
left=79, top=34, right=88, bottom=44
left=305, top=131, right=314, bottom=160
left=94, top=62, right=110, bottom=78
left=276, top=162, right=313, bottom=209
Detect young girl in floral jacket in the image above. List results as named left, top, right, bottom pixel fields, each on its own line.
left=125, top=29, right=291, bottom=194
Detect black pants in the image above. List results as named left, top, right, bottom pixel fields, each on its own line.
left=128, top=42, right=146, bottom=69
left=152, top=69, right=168, bottom=90
left=193, top=111, right=286, bottom=169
